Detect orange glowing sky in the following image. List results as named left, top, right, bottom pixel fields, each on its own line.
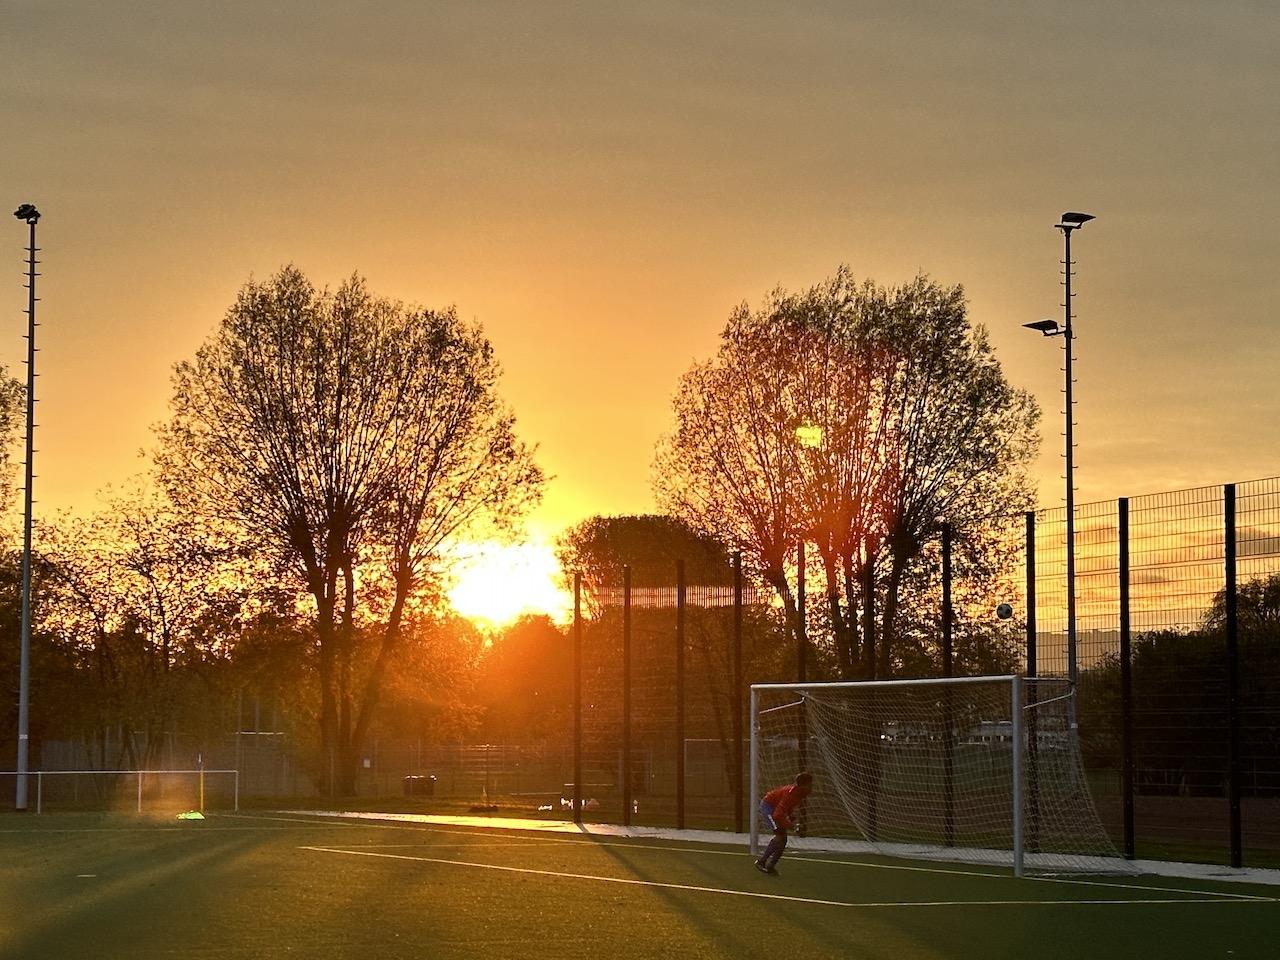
left=3, top=2, right=1279, bottom=549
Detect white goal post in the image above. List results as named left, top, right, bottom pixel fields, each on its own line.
left=750, top=676, right=1132, bottom=876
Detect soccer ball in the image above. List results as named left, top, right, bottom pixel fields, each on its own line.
left=995, top=602, right=1014, bottom=620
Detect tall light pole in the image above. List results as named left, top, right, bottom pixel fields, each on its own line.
left=1025, top=211, right=1095, bottom=686
left=13, top=203, right=40, bottom=810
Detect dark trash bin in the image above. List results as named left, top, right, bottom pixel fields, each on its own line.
left=404, top=775, right=436, bottom=797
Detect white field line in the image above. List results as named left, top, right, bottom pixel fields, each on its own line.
left=286, top=834, right=1277, bottom=902
left=300, top=844, right=1276, bottom=908
left=278, top=810, right=1280, bottom=895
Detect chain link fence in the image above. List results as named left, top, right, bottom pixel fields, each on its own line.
left=1015, top=478, right=1280, bottom=867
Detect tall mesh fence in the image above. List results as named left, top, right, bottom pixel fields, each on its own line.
left=1237, top=479, right=1280, bottom=806
left=576, top=576, right=780, bottom=827
left=1018, top=478, right=1280, bottom=866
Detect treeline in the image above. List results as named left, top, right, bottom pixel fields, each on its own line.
left=1, top=263, right=1049, bottom=795
left=1080, top=575, right=1280, bottom=796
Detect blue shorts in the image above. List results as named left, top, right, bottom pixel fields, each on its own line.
left=758, top=800, right=779, bottom=832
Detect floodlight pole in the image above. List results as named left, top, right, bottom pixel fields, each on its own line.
left=1057, top=213, right=1092, bottom=687
left=1026, top=213, right=1093, bottom=687
left=13, top=204, right=40, bottom=811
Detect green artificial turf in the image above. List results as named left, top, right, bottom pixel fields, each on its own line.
left=0, top=811, right=1275, bottom=960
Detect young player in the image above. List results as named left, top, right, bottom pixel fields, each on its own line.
left=755, top=771, right=813, bottom=875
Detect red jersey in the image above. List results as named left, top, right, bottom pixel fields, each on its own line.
left=762, top=782, right=810, bottom=830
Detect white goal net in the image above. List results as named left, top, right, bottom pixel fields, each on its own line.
left=751, top=676, right=1133, bottom=876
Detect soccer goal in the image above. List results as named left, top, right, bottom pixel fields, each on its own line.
left=1, top=769, right=241, bottom=814
left=750, top=676, right=1132, bottom=876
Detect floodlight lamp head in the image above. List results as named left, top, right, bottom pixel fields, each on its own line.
left=1023, top=318, right=1062, bottom=337
left=13, top=204, right=40, bottom=224
left=1057, top=211, right=1095, bottom=230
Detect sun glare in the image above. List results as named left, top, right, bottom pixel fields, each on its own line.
left=448, top=540, right=573, bottom=628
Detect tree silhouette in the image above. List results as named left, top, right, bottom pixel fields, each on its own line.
left=655, top=268, right=1038, bottom=679
left=156, top=267, right=542, bottom=793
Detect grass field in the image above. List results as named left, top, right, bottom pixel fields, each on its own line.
left=0, top=810, right=1276, bottom=960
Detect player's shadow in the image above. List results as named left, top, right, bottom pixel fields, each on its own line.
left=587, top=835, right=870, bottom=957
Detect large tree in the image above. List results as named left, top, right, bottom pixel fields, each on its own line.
left=156, top=266, right=543, bottom=793
left=1081, top=573, right=1280, bottom=794
left=654, top=267, right=1039, bottom=679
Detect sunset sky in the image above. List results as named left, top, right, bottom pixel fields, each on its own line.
left=3, top=1, right=1278, bottom=550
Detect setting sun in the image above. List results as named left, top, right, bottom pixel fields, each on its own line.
left=447, top=540, right=574, bottom=628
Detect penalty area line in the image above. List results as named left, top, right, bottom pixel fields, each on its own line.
left=299, top=846, right=1260, bottom=908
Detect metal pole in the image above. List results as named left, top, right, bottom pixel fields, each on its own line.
left=15, top=207, right=39, bottom=811
left=1011, top=675, right=1025, bottom=878
left=1225, top=484, right=1242, bottom=868
left=796, top=541, right=808, bottom=828
left=622, top=564, right=632, bottom=826
left=797, top=541, right=806, bottom=682
left=749, top=685, right=760, bottom=855
left=573, top=572, right=582, bottom=824
left=1025, top=513, right=1042, bottom=848
left=1119, top=497, right=1135, bottom=859
left=942, top=524, right=953, bottom=679
left=1062, top=224, right=1078, bottom=687
left=942, top=523, right=955, bottom=847
left=676, top=559, right=686, bottom=830
left=1025, top=511, right=1037, bottom=678
left=732, top=552, right=744, bottom=834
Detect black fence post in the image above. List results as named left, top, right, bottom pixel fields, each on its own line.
left=1225, top=484, right=1242, bottom=868
left=942, top=523, right=955, bottom=848
left=797, top=542, right=809, bottom=831
left=676, top=559, right=686, bottom=830
left=733, top=552, right=744, bottom=834
left=1025, top=511, right=1037, bottom=678
left=1023, top=513, right=1041, bottom=853
left=797, top=541, right=807, bottom=682
left=573, top=572, right=583, bottom=825
left=942, top=523, right=953, bottom=678
left=623, top=564, right=633, bottom=826
left=1119, top=498, right=1135, bottom=860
